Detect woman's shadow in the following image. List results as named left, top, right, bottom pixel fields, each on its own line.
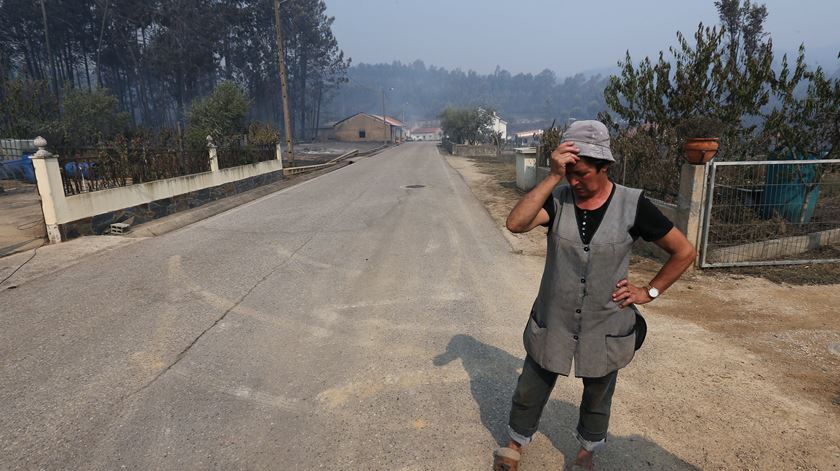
left=433, top=334, right=700, bottom=470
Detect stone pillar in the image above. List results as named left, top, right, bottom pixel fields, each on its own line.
left=275, top=142, right=284, bottom=169
left=675, top=162, right=708, bottom=267
left=28, top=136, right=65, bottom=243
left=207, top=135, right=219, bottom=172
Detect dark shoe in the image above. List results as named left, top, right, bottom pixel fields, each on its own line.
left=493, top=447, right=521, bottom=471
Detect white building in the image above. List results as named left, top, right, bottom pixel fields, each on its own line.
left=489, top=112, right=507, bottom=140
left=477, top=108, right=507, bottom=140
left=411, top=127, right=443, bottom=141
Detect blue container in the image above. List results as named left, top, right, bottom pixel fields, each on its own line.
left=64, top=161, right=95, bottom=179
left=760, top=150, right=824, bottom=224
left=0, top=156, right=36, bottom=183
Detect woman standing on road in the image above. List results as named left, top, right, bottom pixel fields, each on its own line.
left=494, top=120, right=697, bottom=471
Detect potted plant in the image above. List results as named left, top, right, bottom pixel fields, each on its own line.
left=676, top=116, right=724, bottom=164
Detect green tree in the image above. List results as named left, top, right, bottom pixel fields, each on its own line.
left=603, top=0, right=776, bottom=160
left=439, top=107, right=493, bottom=145
left=0, top=80, right=58, bottom=138
left=59, top=88, right=130, bottom=147
left=766, top=49, right=840, bottom=159
left=185, top=81, right=251, bottom=148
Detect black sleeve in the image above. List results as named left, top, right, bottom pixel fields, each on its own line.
left=541, top=193, right=556, bottom=228
left=630, top=193, right=674, bottom=241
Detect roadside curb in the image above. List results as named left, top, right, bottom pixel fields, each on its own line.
left=129, top=160, right=354, bottom=238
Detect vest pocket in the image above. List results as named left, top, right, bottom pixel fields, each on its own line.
left=524, top=316, right=547, bottom=365
left=605, top=330, right=636, bottom=370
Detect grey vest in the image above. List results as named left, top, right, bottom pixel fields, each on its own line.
left=524, top=183, right=641, bottom=378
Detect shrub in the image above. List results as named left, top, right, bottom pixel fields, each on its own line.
left=59, top=87, right=130, bottom=146
left=676, top=116, right=726, bottom=139
left=185, top=81, right=251, bottom=148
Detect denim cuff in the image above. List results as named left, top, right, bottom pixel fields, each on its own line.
left=575, top=430, right=606, bottom=452
left=508, top=425, right=533, bottom=446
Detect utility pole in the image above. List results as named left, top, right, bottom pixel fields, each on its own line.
left=273, top=0, right=294, bottom=165
left=381, top=88, right=388, bottom=145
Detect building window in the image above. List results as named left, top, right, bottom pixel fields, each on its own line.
left=359, top=130, right=366, bottom=139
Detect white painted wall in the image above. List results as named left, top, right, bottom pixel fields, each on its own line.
left=60, top=160, right=284, bottom=223
left=30, top=137, right=285, bottom=243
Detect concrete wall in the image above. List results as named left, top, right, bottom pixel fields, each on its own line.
left=29, top=137, right=286, bottom=243
left=60, top=169, right=285, bottom=239
left=452, top=144, right=498, bottom=157
left=59, top=159, right=284, bottom=223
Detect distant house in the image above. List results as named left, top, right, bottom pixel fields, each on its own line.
left=478, top=108, right=507, bottom=140
left=490, top=113, right=508, bottom=140
left=333, top=112, right=406, bottom=143
left=410, top=127, right=443, bottom=141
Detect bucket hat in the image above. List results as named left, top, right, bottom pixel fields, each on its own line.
left=561, top=120, right=615, bottom=162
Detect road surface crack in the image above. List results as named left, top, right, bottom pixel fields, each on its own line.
left=123, top=235, right=316, bottom=400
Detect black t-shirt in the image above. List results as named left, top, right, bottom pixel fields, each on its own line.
left=542, top=183, right=673, bottom=244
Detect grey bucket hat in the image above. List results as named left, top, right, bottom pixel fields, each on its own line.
left=560, top=120, right=615, bottom=162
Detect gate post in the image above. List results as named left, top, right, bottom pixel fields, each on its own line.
left=675, top=162, right=708, bottom=267
left=28, top=136, right=66, bottom=243
left=275, top=142, right=284, bottom=168
left=206, top=135, right=219, bottom=172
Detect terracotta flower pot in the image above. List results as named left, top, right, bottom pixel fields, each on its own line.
left=682, top=138, right=720, bottom=164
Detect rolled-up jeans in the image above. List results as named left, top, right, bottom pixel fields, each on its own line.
left=508, top=355, right=618, bottom=452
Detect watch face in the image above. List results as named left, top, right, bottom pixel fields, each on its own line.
left=648, top=287, right=660, bottom=298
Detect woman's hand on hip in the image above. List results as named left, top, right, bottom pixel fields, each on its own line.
left=612, top=279, right=652, bottom=308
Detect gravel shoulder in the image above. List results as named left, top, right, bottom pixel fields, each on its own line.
left=444, top=149, right=840, bottom=470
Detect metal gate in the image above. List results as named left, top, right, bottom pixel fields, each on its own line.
left=699, top=158, right=840, bottom=267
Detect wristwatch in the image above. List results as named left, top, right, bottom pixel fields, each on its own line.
left=645, top=285, right=660, bottom=300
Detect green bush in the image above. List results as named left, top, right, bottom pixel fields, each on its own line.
left=59, top=87, right=130, bottom=146
left=185, top=81, right=251, bottom=148
left=0, top=80, right=59, bottom=138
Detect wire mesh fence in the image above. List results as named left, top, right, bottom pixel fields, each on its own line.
left=610, top=152, right=681, bottom=203
left=700, top=159, right=840, bottom=267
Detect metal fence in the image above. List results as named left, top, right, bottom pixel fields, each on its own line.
left=217, top=144, right=277, bottom=170
left=700, top=159, right=840, bottom=267
left=610, top=153, right=681, bottom=204
left=55, top=145, right=210, bottom=196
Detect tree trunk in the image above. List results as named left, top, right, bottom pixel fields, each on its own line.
left=125, top=70, right=137, bottom=125
left=312, top=81, right=322, bottom=140
left=81, top=42, right=92, bottom=91
left=298, top=51, right=308, bottom=140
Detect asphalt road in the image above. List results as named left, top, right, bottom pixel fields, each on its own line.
left=0, top=143, right=697, bottom=470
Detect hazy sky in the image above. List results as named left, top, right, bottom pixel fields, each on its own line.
left=323, top=0, right=840, bottom=77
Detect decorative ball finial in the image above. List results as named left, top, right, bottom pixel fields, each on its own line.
left=31, top=136, right=53, bottom=159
